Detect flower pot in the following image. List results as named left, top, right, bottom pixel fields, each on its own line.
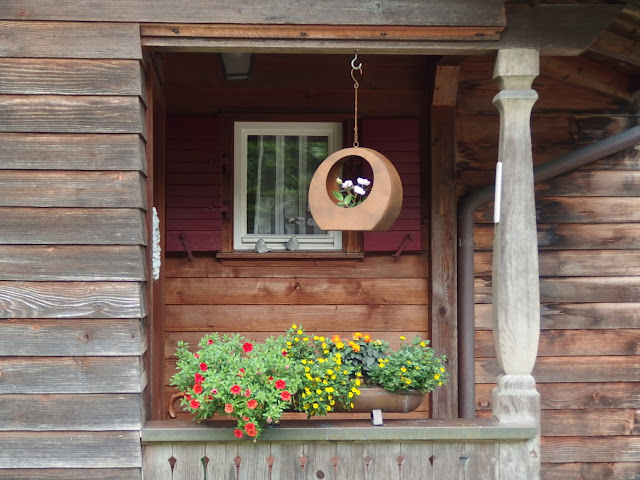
left=336, top=387, right=425, bottom=414
left=308, top=147, right=403, bottom=231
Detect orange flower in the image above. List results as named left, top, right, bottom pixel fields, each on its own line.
left=363, top=334, right=371, bottom=343
left=331, top=334, right=341, bottom=343
left=353, top=332, right=363, bottom=340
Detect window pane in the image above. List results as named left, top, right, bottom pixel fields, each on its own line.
left=246, top=134, right=329, bottom=236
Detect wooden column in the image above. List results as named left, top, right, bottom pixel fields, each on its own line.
left=491, top=49, right=541, bottom=479
left=430, top=63, right=460, bottom=419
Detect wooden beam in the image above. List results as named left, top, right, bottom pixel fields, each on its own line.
left=589, top=29, right=640, bottom=67
left=540, top=56, right=630, bottom=101
left=430, top=64, right=460, bottom=419
left=141, top=24, right=502, bottom=42
left=0, top=1, right=506, bottom=26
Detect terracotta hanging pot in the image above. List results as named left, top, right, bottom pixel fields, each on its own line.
left=308, top=147, right=403, bottom=231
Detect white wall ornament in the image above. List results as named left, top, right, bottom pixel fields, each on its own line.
left=152, top=207, right=161, bottom=280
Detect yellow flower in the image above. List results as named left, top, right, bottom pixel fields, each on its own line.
left=294, top=337, right=299, bottom=342
left=438, top=382, right=443, bottom=386
left=326, top=387, right=334, bottom=393
left=314, top=336, right=319, bottom=341
left=297, top=329, right=303, bottom=335
left=434, top=374, right=440, bottom=380
left=400, top=336, right=406, bottom=340
left=326, top=405, right=332, bottom=412
left=400, top=367, right=407, bottom=373
left=363, top=334, right=371, bottom=343
left=303, top=337, right=309, bottom=342
left=324, top=349, right=330, bottom=354
left=318, top=358, right=325, bottom=364
left=313, top=403, right=319, bottom=409
left=291, top=324, right=297, bottom=329
left=420, top=341, right=426, bottom=347
left=336, top=341, right=345, bottom=349
left=440, top=367, right=446, bottom=372
left=305, top=367, right=310, bottom=372
left=319, top=336, right=325, bottom=342
left=348, top=392, right=354, bottom=398
left=301, top=359, right=307, bottom=364
left=405, top=379, right=412, bottom=385
left=316, top=389, right=322, bottom=394
left=378, top=363, right=385, bottom=368
left=326, top=369, right=334, bottom=375
left=353, top=332, right=363, bottom=340
left=355, top=378, right=361, bottom=386
left=330, top=400, right=335, bottom=405
left=415, top=366, right=420, bottom=370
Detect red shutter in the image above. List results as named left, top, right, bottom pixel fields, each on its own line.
left=165, top=117, right=223, bottom=252
left=361, top=119, right=422, bottom=252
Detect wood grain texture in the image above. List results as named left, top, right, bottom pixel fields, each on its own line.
left=476, top=302, right=640, bottom=330
left=0, top=393, right=143, bottom=431
left=0, top=469, right=141, bottom=480
left=0, top=281, right=146, bottom=319
left=0, top=95, right=145, bottom=134
left=476, top=329, right=640, bottom=357
left=0, top=58, right=143, bottom=95
left=0, top=246, right=146, bottom=281
left=165, top=254, right=429, bottom=279
left=0, top=318, right=144, bottom=356
left=535, top=170, right=640, bottom=196
left=0, top=171, right=145, bottom=208
left=0, top=133, right=146, bottom=171
left=0, top=1, right=506, bottom=26
left=0, top=21, right=142, bottom=59
left=542, top=436, right=640, bottom=463
left=165, top=277, right=428, bottom=305
left=541, top=461, right=640, bottom=480
left=165, top=304, right=427, bottom=332
left=540, top=409, right=640, bottom=437
left=0, top=208, right=146, bottom=245
left=476, top=356, right=640, bottom=384
left=0, top=356, right=144, bottom=394
left=0, top=431, right=142, bottom=468
left=476, top=382, right=640, bottom=411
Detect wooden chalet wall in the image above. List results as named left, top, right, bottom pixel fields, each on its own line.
left=0, top=22, right=148, bottom=479
left=456, top=56, right=640, bottom=479
left=160, top=54, right=432, bottom=421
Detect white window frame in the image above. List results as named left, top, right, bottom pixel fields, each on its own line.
left=233, top=121, right=343, bottom=251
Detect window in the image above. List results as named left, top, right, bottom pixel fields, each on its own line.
left=233, top=122, right=343, bottom=251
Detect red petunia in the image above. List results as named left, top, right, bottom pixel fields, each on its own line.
left=194, top=373, right=204, bottom=384
left=243, top=342, right=253, bottom=353
left=247, top=428, right=258, bottom=437
left=230, top=385, right=242, bottom=395
left=190, top=399, right=200, bottom=409
left=275, top=379, right=286, bottom=389
left=247, top=399, right=258, bottom=409
left=244, top=389, right=251, bottom=397
left=207, top=339, right=214, bottom=345
left=280, top=390, right=291, bottom=401
left=244, top=422, right=256, bottom=433
left=194, top=353, right=199, bottom=358
left=193, top=384, right=203, bottom=394
left=281, top=350, right=288, bottom=356
left=225, top=403, right=234, bottom=414
left=233, top=429, right=243, bottom=438
left=200, top=362, right=208, bottom=372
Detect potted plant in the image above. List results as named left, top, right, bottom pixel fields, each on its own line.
left=170, top=326, right=448, bottom=439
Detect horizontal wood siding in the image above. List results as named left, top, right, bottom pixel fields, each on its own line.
left=163, top=253, right=430, bottom=421
left=0, top=22, right=146, bottom=478
left=457, top=56, right=640, bottom=476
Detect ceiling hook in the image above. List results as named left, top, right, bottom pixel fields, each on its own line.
left=351, top=53, right=362, bottom=71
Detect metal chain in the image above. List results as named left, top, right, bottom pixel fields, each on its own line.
left=350, top=54, right=362, bottom=147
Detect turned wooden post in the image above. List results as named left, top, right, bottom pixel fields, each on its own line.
left=491, top=48, right=541, bottom=479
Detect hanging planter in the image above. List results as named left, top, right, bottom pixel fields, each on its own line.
left=308, top=146, right=403, bottom=231
left=308, top=54, right=403, bottom=232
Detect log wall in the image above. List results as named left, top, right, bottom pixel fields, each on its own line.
left=0, top=22, right=148, bottom=479
left=457, top=56, right=640, bottom=479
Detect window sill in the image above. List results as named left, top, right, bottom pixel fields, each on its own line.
left=142, top=419, right=537, bottom=444
left=216, top=251, right=364, bottom=261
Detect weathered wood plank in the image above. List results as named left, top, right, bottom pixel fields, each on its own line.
left=0, top=393, right=142, bottom=431
left=0, top=431, right=142, bottom=468
left=540, top=409, right=640, bottom=437
left=165, top=254, right=429, bottom=279
left=0, top=58, right=143, bottom=95
left=398, top=442, right=434, bottom=479
left=0, top=281, right=146, bottom=319
left=476, top=382, right=640, bottom=411
left=475, top=223, right=640, bottom=250
left=535, top=170, right=640, bottom=196
left=476, top=250, right=640, bottom=277
left=166, top=304, right=427, bottom=332
left=172, top=443, right=206, bottom=480
left=0, top=208, right=146, bottom=245
left=0, top=356, right=143, bottom=393
left=0, top=133, right=146, bottom=171
left=142, top=444, right=173, bottom=480
left=165, top=278, right=429, bottom=305
left=475, top=302, right=640, bottom=330
left=0, top=21, right=142, bottom=59
left=476, top=329, right=640, bottom=357
left=0, top=95, right=145, bottom=134
left=0, top=1, right=506, bottom=26
left=542, top=436, right=640, bottom=463
left=0, top=246, right=145, bottom=281
left=476, top=356, right=640, bottom=383
left=0, top=318, right=144, bottom=356
left=0, top=171, right=145, bottom=208
left=541, top=461, right=640, bottom=480
left=0, top=468, right=141, bottom=480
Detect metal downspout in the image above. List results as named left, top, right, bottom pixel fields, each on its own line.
left=457, top=125, right=640, bottom=419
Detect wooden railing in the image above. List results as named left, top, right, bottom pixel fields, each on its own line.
left=142, top=419, right=536, bottom=480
